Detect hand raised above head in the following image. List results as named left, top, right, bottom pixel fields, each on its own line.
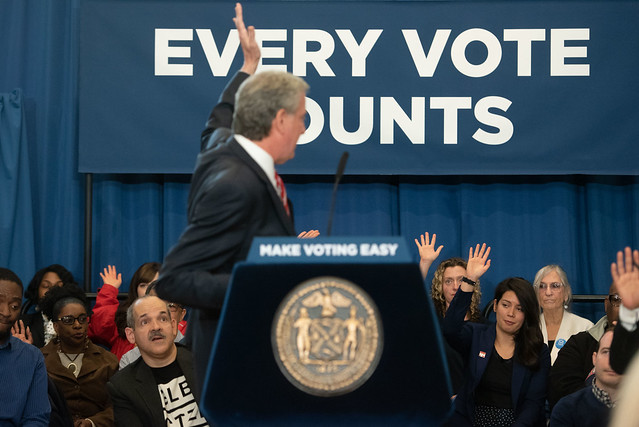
left=611, top=247, right=639, bottom=310
left=99, top=264, right=122, bottom=289
left=466, top=243, right=491, bottom=282
left=414, top=232, right=443, bottom=264
left=233, top=2, right=260, bottom=75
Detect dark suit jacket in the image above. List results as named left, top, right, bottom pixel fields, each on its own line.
left=610, top=321, right=639, bottom=374
left=42, top=340, right=119, bottom=426
left=443, top=291, right=550, bottom=427
left=156, top=71, right=296, bottom=394
left=107, top=346, right=200, bottom=427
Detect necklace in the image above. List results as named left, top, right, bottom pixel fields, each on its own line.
left=58, top=339, right=88, bottom=375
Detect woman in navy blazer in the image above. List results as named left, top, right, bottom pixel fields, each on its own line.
left=443, top=244, right=550, bottom=427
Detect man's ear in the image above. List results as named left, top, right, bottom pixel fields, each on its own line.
left=493, top=300, right=497, bottom=313
left=272, top=108, right=287, bottom=133
left=592, top=351, right=597, bottom=367
left=125, top=327, right=136, bottom=345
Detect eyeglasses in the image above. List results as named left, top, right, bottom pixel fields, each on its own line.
left=167, top=303, right=183, bottom=312
left=608, top=294, right=622, bottom=307
left=56, top=314, right=89, bottom=325
left=538, top=282, right=563, bottom=290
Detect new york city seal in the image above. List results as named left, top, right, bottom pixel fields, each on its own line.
left=272, top=277, right=383, bottom=396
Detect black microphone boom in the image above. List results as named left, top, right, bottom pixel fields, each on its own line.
left=326, top=152, right=349, bottom=236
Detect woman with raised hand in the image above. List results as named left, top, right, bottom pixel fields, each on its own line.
left=87, top=262, right=160, bottom=360
left=443, top=244, right=550, bottom=427
left=40, top=285, right=118, bottom=427
left=533, top=265, right=593, bottom=365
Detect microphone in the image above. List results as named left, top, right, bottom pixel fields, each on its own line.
left=326, top=152, right=349, bottom=236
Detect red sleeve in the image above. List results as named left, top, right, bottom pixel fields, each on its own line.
left=88, top=284, right=121, bottom=347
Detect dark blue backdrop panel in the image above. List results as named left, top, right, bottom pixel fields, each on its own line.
left=78, top=0, right=639, bottom=174
left=2, top=1, right=639, bottom=327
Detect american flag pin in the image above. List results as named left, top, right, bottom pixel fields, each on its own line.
left=479, top=351, right=486, bottom=358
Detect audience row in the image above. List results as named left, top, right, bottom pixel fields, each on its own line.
left=2, top=242, right=639, bottom=426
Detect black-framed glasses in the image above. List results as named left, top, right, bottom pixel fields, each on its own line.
left=56, top=314, right=89, bottom=325
left=608, top=294, right=622, bottom=307
left=539, top=282, right=563, bottom=290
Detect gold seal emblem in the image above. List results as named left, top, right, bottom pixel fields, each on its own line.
left=272, top=276, right=383, bottom=396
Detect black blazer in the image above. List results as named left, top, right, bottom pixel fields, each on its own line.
left=107, top=346, right=200, bottom=427
left=156, top=71, right=296, bottom=395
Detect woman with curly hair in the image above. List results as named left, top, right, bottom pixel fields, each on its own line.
left=40, top=285, right=118, bottom=426
left=87, top=262, right=161, bottom=360
left=415, top=233, right=483, bottom=321
left=19, top=264, right=77, bottom=347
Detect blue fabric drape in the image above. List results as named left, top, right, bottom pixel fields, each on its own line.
left=0, top=90, right=36, bottom=283
left=1, top=1, right=638, bottom=326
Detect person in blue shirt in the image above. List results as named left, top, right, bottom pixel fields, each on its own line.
left=0, top=267, right=50, bottom=426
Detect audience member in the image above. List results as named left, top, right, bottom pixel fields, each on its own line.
left=118, top=281, right=186, bottom=369
left=107, top=296, right=209, bottom=426
left=443, top=245, right=550, bottom=426
left=533, top=265, right=593, bottom=364
left=548, top=281, right=621, bottom=408
left=550, top=328, right=621, bottom=426
left=40, top=285, right=119, bottom=426
left=415, top=232, right=484, bottom=394
left=0, top=267, right=50, bottom=425
left=88, top=263, right=161, bottom=360
left=609, top=247, right=639, bottom=374
left=19, top=264, right=76, bottom=347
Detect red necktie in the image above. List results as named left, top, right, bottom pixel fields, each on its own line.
left=274, top=171, right=290, bottom=216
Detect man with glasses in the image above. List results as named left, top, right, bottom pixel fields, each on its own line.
left=548, top=282, right=621, bottom=409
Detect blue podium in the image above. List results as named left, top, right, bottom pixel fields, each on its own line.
left=201, top=237, right=453, bottom=426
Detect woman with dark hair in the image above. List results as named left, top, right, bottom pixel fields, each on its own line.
left=443, top=244, right=550, bottom=427
left=19, top=264, right=77, bottom=347
left=40, top=285, right=118, bottom=426
left=87, top=262, right=161, bottom=360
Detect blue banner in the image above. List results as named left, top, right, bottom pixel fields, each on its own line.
left=78, top=0, right=639, bottom=174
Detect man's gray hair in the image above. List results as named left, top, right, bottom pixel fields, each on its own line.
left=126, top=295, right=172, bottom=329
left=233, top=71, right=309, bottom=140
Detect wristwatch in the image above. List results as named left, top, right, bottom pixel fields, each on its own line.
left=461, top=277, right=477, bottom=287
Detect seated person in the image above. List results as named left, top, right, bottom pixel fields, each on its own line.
left=107, top=296, right=209, bottom=426
left=19, top=264, right=76, bottom=347
left=415, top=233, right=484, bottom=394
left=0, top=267, right=50, bottom=425
left=88, top=262, right=160, bottom=360
left=40, top=285, right=119, bottom=426
left=533, top=264, right=594, bottom=365
left=609, top=247, right=639, bottom=374
left=119, top=281, right=187, bottom=369
left=443, top=245, right=550, bottom=426
left=548, top=281, right=620, bottom=408
left=550, top=328, right=621, bottom=426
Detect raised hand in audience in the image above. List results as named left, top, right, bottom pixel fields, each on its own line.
left=414, top=232, right=444, bottom=279
left=11, top=319, right=33, bottom=345
left=611, top=246, right=639, bottom=310
left=99, top=265, right=122, bottom=289
left=465, top=243, right=491, bottom=283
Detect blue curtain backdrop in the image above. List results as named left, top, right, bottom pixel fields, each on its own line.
left=1, top=1, right=638, bottom=323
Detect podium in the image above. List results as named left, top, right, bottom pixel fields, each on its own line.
left=201, top=237, right=453, bottom=426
